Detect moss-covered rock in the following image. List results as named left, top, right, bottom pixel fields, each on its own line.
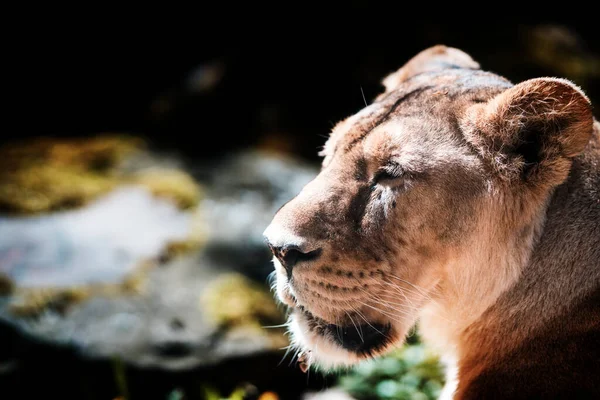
left=0, top=164, right=117, bottom=213
left=0, top=135, right=143, bottom=171
left=6, top=257, right=157, bottom=318
left=0, top=135, right=202, bottom=214
left=200, top=273, right=289, bottom=353
left=0, top=136, right=140, bottom=214
left=9, top=286, right=92, bottom=317
left=131, top=169, right=202, bottom=210
left=201, top=273, right=283, bottom=328
left=0, top=135, right=206, bottom=317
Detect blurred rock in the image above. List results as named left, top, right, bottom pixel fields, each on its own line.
left=196, top=150, right=318, bottom=281
left=0, top=187, right=195, bottom=289
left=129, top=169, right=202, bottom=210
left=0, top=141, right=318, bottom=370
left=0, top=136, right=203, bottom=214
left=0, top=136, right=138, bottom=214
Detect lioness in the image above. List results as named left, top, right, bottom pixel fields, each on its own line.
left=264, top=46, right=600, bottom=399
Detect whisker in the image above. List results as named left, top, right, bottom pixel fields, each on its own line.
left=279, top=344, right=295, bottom=367
left=357, top=300, right=412, bottom=320
left=360, top=86, right=368, bottom=107
left=383, top=277, right=444, bottom=304
left=357, top=286, right=421, bottom=314
left=378, top=290, right=426, bottom=312
left=289, top=347, right=302, bottom=367
left=369, top=292, right=422, bottom=313
left=378, top=282, right=434, bottom=309
left=262, top=323, right=289, bottom=329
left=379, top=279, right=431, bottom=301
left=388, top=274, right=433, bottom=299
left=335, top=315, right=343, bottom=346
left=346, top=311, right=364, bottom=342
left=346, top=302, right=387, bottom=337
left=358, top=291, right=419, bottom=318
left=378, top=282, right=419, bottom=309
left=349, top=271, right=423, bottom=308
left=375, top=284, right=453, bottom=323
left=374, top=292, right=420, bottom=310
left=369, top=297, right=419, bottom=318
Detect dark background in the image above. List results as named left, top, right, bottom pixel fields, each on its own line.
left=11, top=21, right=600, bottom=162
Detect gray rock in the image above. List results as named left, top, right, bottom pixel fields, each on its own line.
left=198, top=150, right=318, bottom=281
left=0, top=150, right=317, bottom=370
left=0, top=187, right=191, bottom=287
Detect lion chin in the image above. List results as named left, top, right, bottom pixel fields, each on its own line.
left=286, top=305, right=401, bottom=370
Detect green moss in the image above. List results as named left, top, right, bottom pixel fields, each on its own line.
left=8, top=259, right=155, bottom=317
left=0, top=135, right=143, bottom=171
left=1, top=135, right=206, bottom=315
left=130, top=169, right=202, bottom=210
left=201, top=274, right=283, bottom=328
left=0, top=164, right=118, bottom=214
left=0, top=136, right=141, bottom=214
left=9, top=286, right=92, bottom=317
left=0, top=135, right=203, bottom=214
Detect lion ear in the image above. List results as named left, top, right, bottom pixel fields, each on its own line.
left=464, top=78, right=594, bottom=185
left=382, top=45, right=480, bottom=92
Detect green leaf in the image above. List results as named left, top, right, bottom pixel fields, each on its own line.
left=410, top=392, right=429, bottom=400
left=167, top=389, right=185, bottom=400
left=422, top=380, right=443, bottom=399
left=375, top=380, right=400, bottom=398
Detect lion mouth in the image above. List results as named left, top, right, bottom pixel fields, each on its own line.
left=297, top=305, right=392, bottom=355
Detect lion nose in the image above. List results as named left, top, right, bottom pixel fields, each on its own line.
left=263, top=227, right=322, bottom=277
left=272, top=244, right=302, bottom=268
left=267, top=243, right=322, bottom=276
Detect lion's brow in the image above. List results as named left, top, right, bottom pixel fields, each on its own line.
left=344, top=86, right=433, bottom=152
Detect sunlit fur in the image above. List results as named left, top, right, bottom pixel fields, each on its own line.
left=265, top=45, right=600, bottom=398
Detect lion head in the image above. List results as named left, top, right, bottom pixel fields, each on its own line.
left=263, top=46, right=593, bottom=370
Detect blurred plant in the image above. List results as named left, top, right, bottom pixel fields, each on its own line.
left=162, top=383, right=275, bottom=400
left=167, top=388, right=185, bottom=400
left=198, top=384, right=249, bottom=400
left=112, top=357, right=130, bottom=400
left=336, top=341, right=444, bottom=400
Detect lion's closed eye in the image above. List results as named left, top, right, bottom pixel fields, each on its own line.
left=373, top=163, right=410, bottom=187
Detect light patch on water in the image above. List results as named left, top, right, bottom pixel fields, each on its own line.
left=0, top=187, right=193, bottom=287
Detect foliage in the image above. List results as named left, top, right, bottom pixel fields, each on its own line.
left=336, top=341, right=445, bottom=400
left=199, top=385, right=248, bottom=400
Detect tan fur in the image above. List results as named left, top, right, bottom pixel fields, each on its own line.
left=265, top=46, right=600, bottom=398
left=381, top=45, right=480, bottom=94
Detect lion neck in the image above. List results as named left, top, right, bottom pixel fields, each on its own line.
left=418, top=190, right=549, bottom=357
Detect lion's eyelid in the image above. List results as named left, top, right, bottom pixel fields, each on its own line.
left=373, top=164, right=406, bottom=183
